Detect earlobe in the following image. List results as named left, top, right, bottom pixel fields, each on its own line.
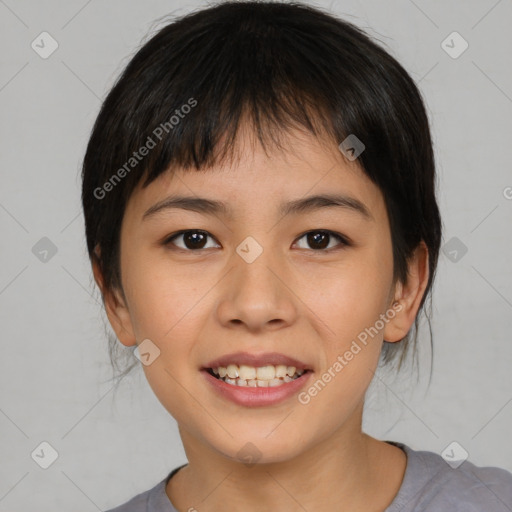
left=92, top=251, right=137, bottom=348
left=383, top=241, right=429, bottom=343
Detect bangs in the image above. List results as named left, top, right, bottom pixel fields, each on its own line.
left=107, top=6, right=378, bottom=192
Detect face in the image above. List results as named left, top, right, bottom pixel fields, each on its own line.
left=99, top=125, right=423, bottom=465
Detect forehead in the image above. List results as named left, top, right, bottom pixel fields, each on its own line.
left=124, top=125, right=386, bottom=224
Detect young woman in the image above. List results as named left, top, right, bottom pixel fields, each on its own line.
left=81, top=2, right=512, bottom=510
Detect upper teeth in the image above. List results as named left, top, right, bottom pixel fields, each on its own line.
left=213, top=364, right=304, bottom=380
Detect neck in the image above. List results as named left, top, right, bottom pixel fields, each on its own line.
left=166, top=403, right=406, bottom=512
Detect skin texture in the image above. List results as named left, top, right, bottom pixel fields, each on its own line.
left=93, top=123, right=429, bottom=511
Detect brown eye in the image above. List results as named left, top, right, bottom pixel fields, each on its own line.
left=295, top=230, right=350, bottom=251
left=165, top=230, right=219, bottom=251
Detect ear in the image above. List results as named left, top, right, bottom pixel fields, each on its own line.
left=383, top=241, right=429, bottom=343
left=92, top=245, right=137, bottom=347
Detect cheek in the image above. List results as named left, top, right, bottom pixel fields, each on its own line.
left=124, top=258, right=205, bottom=420
left=122, top=250, right=202, bottom=340
left=309, top=246, right=393, bottom=344
left=297, top=259, right=391, bottom=422
left=122, top=253, right=213, bottom=400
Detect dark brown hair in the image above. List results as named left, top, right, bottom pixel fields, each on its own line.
left=81, top=1, right=442, bottom=382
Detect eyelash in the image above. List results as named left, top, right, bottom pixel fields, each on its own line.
left=162, top=229, right=351, bottom=253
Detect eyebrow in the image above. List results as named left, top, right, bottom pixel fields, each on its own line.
left=142, top=193, right=373, bottom=222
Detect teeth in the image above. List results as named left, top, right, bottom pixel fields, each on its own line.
left=275, top=365, right=287, bottom=378
left=239, top=365, right=256, bottom=380
left=256, top=365, right=275, bottom=380
left=286, top=366, right=296, bottom=377
left=226, top=364, right=239, bottom=379
left=210, top=363, right=307, bottom=387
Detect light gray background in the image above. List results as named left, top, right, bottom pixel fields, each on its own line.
left=1, top=0, right=511, bottom=510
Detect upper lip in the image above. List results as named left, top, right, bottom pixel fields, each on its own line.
left=203, top=352, right=312, bottom=371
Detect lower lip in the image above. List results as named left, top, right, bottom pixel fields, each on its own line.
left=202, top=370, right=313, bottom=407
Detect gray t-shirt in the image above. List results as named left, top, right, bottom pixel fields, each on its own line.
left=105, top=443, right=512, bottom=511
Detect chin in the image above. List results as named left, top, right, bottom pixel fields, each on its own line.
left=205, top=431, right=310, bottom=467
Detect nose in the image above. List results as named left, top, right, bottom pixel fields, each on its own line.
left=215, top=243, right=299, bottom=333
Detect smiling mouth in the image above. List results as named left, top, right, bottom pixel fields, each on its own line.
left=205, top=364, right=311, bottom=387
